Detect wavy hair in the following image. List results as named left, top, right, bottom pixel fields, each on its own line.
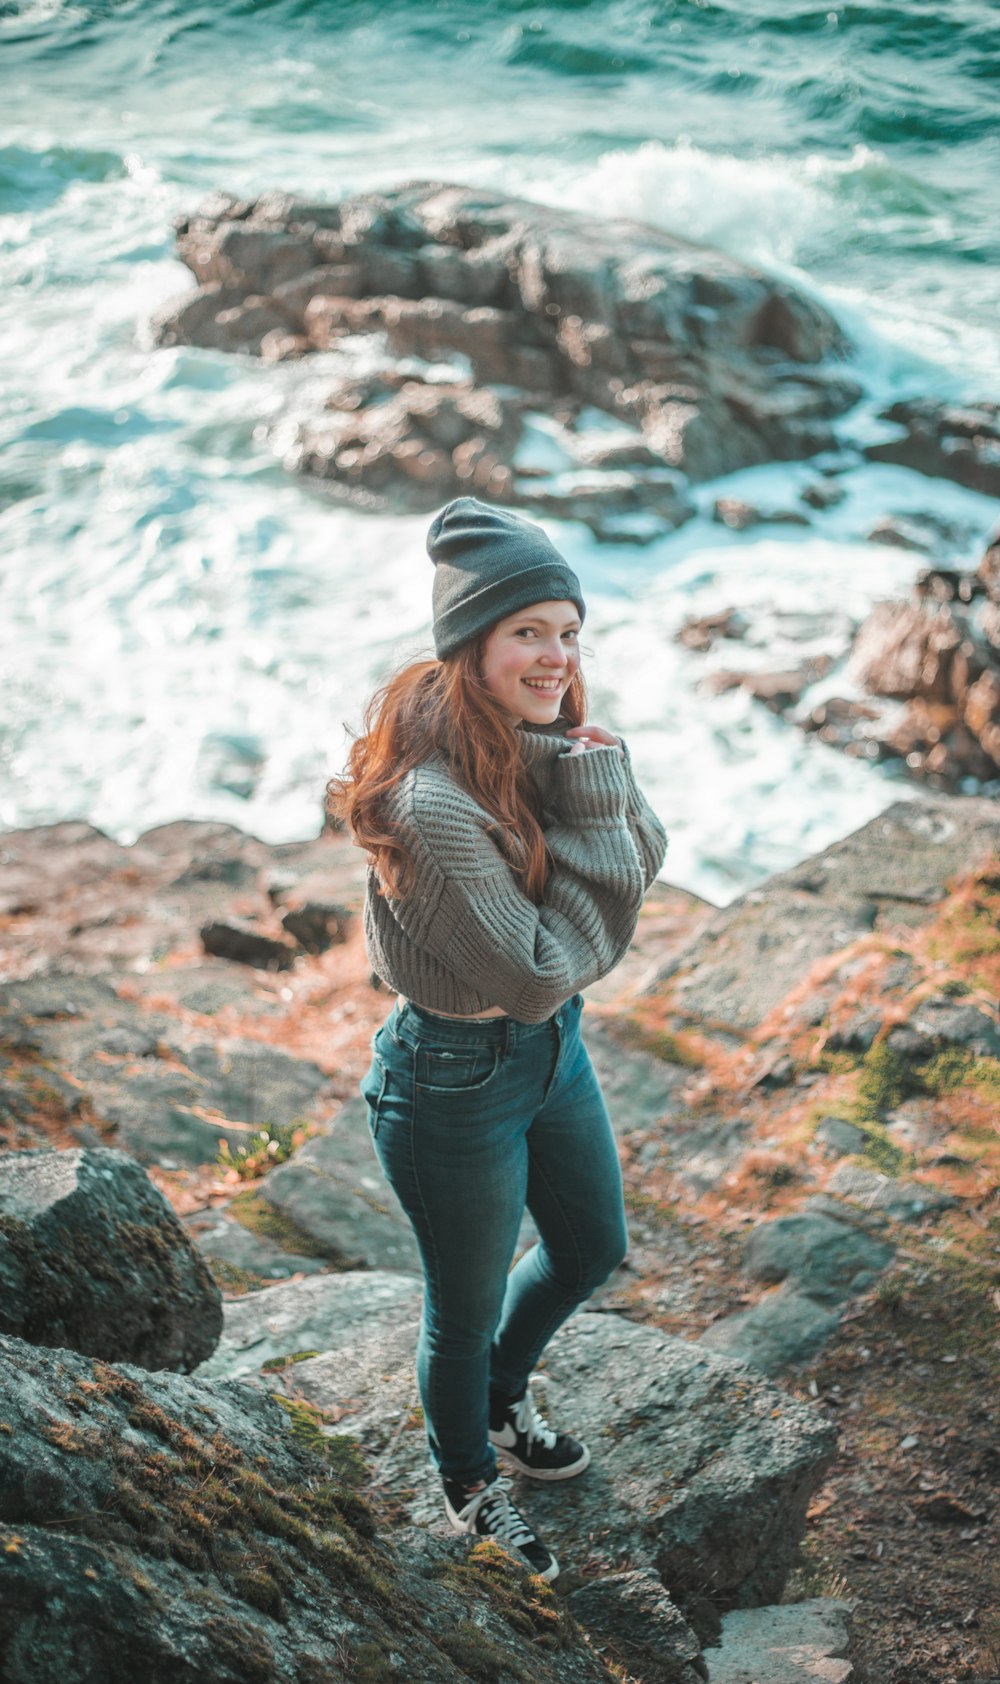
left=326, top=635, right=588, bottom=904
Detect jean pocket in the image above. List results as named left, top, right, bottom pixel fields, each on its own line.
left=415, top=1042, right=503, bottom=1094
left=359, top=1053, right=389, bottom=1136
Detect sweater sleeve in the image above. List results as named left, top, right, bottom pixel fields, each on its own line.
left=544, top=737, right=668, bottom=891
left=617, top=738, right=669, bottom=889
left=383, top=746, right=647, bottom=1023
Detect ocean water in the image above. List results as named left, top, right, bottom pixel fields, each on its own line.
left=2, top=0, right=999, bottom=904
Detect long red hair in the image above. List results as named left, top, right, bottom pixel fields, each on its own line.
left=326, top=636, right=588, bottom=903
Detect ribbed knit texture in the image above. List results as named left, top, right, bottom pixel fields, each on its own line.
left=363, top=725, right=669, bottom=1024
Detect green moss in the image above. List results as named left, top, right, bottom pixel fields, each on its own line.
left=431, top=1539, right=570, bottom=1654
left=811, top=1049, right=860, bottom=1076
left=230, top=1566, right=288, bottom=1622
left=261, top=1350, right=321, bottom=1373
left=202, top=1615, right=277, bottom=1684
left=352, top=1642, right=394, bottom=1683
left=853, top=1042, right=911, bottom=1124
left=612, top=1016, right=705, bottom=1068
left=207, top=1257, right=270, bottom=1295
left=437, top=1619, right=511, bottom=1681
left=917, top=1049, right=1000, bottom=1103
left=858, top=1127, right=910, bottom=1176
left=227, top=1188, right=344, bottom=1261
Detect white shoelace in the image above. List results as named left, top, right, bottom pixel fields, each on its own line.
left=510, top=1382, right=559, bottom=1453
left=458, top=1475, right=537, bottom=1548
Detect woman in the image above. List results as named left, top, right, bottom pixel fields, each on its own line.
left=327, top=496, right=668, bottom=1582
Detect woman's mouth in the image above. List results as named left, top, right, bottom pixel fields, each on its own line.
left=521, top=678, right=563, bottom=693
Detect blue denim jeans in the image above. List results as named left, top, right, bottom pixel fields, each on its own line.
left=359, top=992, right=628, bottom=1488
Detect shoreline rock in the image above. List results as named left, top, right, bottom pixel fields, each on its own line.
left=153, top=181, right=859, bottom=535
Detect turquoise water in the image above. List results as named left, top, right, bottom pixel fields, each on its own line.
left=2, top=0, right=998, bottom=901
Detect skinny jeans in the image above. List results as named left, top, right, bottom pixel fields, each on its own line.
left=359, top=991, right=628, bottom=1489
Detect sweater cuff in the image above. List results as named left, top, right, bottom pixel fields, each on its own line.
left=617, top=737, right=644, bottom=814
left=550, top=744, right=629, bottom=819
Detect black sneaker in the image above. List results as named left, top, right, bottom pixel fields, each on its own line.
left=443, top=1474, right=559, bottom=1582
left=488, top=1382, right=591, bottom=1481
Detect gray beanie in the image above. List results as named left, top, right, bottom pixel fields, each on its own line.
left=427, top=497, right=586, bottom=659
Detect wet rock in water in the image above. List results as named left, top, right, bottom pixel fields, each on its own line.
left=864, top=397, right=1000, bottom=497
left=698, top=1286, right=841, bottom=1375
left=801, top=478, right=847, bottom=509
left=866, top=511, right=978, bottom=556
left=153, top=181, right=857, bottom=526
left=0, top=1147, right=221, bottom=1369
left=706, top=1597, right=855, bottom=1683
left=780, top=527, right=1000, bottom=789
left=676, top=608, right=751, bottom=652
left=712, top=498, right=810, bottom=530
left=0, top=1331, right=620, bottom=1684
left=850, top=599, right=964, bottom=705
left=700, top=657, right=834, bottom=714
left=743, top=1212, right=895, bottom=1307
left=199, top=916, right=297, bottom=970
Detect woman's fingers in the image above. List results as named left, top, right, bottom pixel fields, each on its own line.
left=564, top=724, right=623, bottom=755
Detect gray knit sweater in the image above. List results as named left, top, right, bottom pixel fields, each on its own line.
left=363, top=721, right=668, bottom=1024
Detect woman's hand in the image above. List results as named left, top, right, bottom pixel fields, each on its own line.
left=564, top=724, right=624, bottom=757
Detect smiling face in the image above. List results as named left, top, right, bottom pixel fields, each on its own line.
left=478, top=599, right=582, bottom=726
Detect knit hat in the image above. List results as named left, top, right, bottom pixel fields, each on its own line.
left=427, top=497, right=586, bottom=659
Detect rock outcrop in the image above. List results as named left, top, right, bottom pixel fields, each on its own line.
left=677, top=532, right=1000, bottom=792
left=643, top=795, right=1000, bottom=1033
left=0, top=1147, right=221, bottom=1369
left=194, top=1270, right=837, bottom=1635
left=801, top=541, right=1000, bottom=789
left=153, top=182, right=859, bottom=534
left=864, top=398, right=1000, bottom=497
left=0, top=1330, right=631, bottom=1684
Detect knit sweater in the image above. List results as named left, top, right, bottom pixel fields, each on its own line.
left=363, top=721, right=668, bottom=1024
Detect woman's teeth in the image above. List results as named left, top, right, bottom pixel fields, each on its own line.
left=522, top=679, right=561, bottom=691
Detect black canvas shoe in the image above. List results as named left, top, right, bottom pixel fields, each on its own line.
left=443, top=1474, right=559, bottom=1582
left=488, top=1381, right=591, bottom=1481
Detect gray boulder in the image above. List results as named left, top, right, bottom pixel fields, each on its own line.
left=743, top=1213, right=895, bottom=1307
left=567, top=1570, right=708, bottom=1683
left=0, top=1147, right=221, bottom=1371
left=706, top=1597, right=854, bottom=1682
left=699, top=1289, right=841, bottom=1377
left=825, top=1164, right=958, bottom=1222
left=0, top=1332, right=619, bottom=1684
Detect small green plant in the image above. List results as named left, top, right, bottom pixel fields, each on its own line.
left=853, top=1042, right=910, bottom=1124
left=216, top=1121, right=304, bottom=1179
left=875, top=1271, right=906, bottom=1313
left=260, top=1350, right=321, bottom=1374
